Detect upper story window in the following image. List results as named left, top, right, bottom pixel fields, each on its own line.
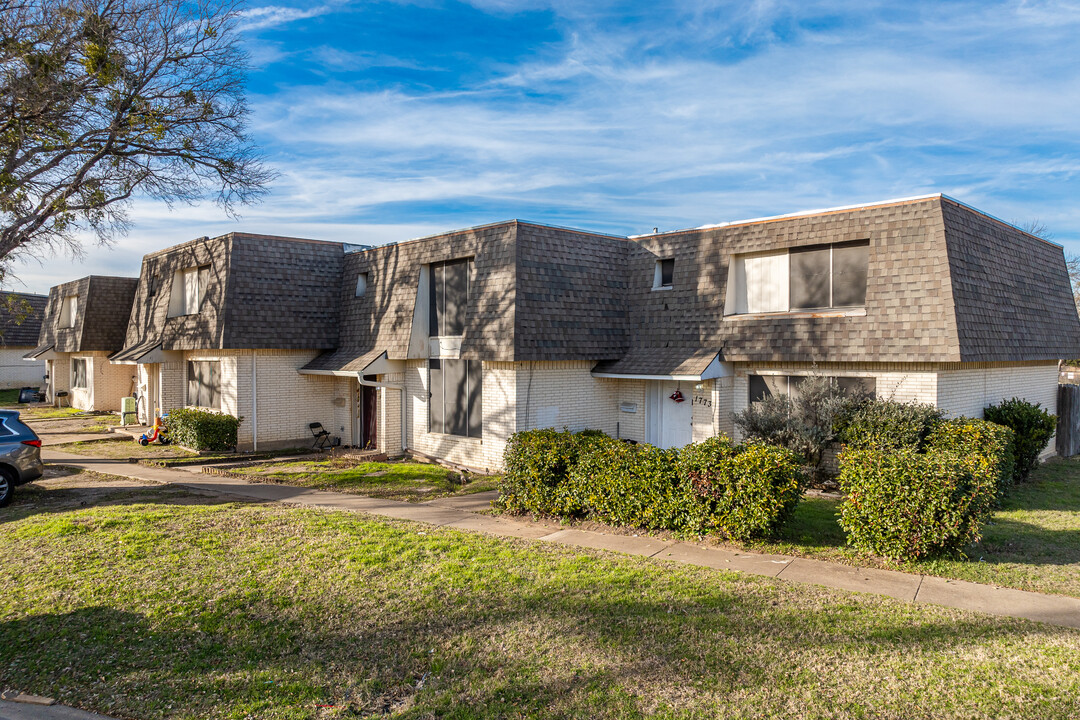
left=168, top=264, right=211, bottom=317
left=57, top=295, right=78, bottom=328
left=428, top=258, right=473, bottom=337
left=727, top=240, right=869, bottom=315
left=653, top=258, right=674, bottom=290
left=355, top=272, right=368, bottom=297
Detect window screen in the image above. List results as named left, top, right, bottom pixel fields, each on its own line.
left=831, top=241, right=869, bottom=307
left=789, top=246, right=831, bottom=309
left=187, top=361, right=220, bottom=409
left=429, top=359, right=482, bottom=438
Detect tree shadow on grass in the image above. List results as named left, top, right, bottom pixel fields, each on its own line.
left=0, top=480, right=247, bottom=526
left=2, top=577, right=1077, bottom=720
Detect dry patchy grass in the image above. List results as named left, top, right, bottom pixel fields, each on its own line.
left=1, top=479, right=1079, bottom=720
left=234, top=458, right=499, bottom=503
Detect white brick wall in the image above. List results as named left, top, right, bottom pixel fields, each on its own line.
left=515, top=361, right=646, bottom=442
left=55, top=352, right=133, bottom=411
left=937, top=363, right=1059, bottom=458
left=155, top=350, right=339, bottom=450
left=0, top=348, right=44, bottom=390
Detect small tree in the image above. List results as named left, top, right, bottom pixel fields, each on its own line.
left=734, top=375, right=867, bottom=480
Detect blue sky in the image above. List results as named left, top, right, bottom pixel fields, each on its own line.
left=10, top=0, right=1080, bottom=293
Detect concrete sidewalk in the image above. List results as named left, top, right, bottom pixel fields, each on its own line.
left=0, top=699, right=117, bottom=720
left=42, top=449, right=1080, bottom=630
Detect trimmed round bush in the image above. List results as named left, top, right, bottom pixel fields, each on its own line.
left=838, top=446, right=998, bottom=560
left=680, top=437, right=805, bottom=541
left=496, top=429, right=612, bottom=516
left=168, top=408, right=242, bottom=451
left=983, top=398, right=1056, bottom=483
left=841, top=398, right=944, bottom=451
left=570, top=441, right=696, bottom=530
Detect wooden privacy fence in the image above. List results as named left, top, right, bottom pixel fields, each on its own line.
left=1057, top=384, right=1080, bottom=457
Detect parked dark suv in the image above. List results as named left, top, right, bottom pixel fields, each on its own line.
left=0, top=409, right=44, bottom=507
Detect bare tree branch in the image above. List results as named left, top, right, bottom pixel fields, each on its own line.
left=0, top=0, right=274, bottom=265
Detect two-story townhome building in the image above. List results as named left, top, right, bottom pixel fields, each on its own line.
left=0, top=292, right=48, bottom=389
left=113, top=232, right=345, bottom=448
left=25, top=277, right=139, bottom=409
left=298, top=194, right=1080, bottom=472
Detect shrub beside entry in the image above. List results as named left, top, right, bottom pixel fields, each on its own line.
left=983, top=398, right=1056, bottom=483
left=498, top=429, right=805, bottom=541
left=168, top=408, right=242, bottom=451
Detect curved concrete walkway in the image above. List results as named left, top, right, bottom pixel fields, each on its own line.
left=40, top=449, right=1080, bottom=630
left=0, top=699, right=117, bottom=719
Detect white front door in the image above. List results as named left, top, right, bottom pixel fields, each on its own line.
left=646, top=380, right=694, bottom=449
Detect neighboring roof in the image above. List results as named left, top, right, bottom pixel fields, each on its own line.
left=592, top=348, right=723, bottom=379
left=23, top=342, right=53, bottom=360
left=36, top=276, right=138, bottom=353
left=0, top=292, right=47, bottom=347
left=110, top=340, right=163, bottom=364
left=299, top=348, right=386, bottom=375
left=939, top=197, right=1080, bottom=362
left=122, top=233, right=345, bottom=353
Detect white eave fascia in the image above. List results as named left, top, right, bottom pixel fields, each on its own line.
left=362, top=351, right=405, bottom=375
left=629, top=193, right=943, bottom=238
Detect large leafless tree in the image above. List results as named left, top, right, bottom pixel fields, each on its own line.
left=0, top=0, right=272, bottom=267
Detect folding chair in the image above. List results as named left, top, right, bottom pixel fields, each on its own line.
left=309, top=422, right=331, bottom=450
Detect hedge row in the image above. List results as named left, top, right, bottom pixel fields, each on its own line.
left=497, top=430, right=804, bottom=540
left=168, top=408, right=242, bottom=451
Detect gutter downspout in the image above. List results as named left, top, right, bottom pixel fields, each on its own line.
left=401, top=386, right=407, bottom=453
left=251, top=352, right=258, bottom=452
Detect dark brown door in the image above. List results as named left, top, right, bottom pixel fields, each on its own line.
left=361, top=385, right=378, bottom=449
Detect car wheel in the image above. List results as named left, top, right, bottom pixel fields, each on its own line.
left=0, top=468, right=14, bottom=508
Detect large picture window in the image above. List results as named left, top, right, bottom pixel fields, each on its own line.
left=71, top=358, right=87, bottom=389
left=428, top=258, right=473, bottom=337
left=429, top=359, right=482, bottom=438
left=749, top=374, right=876, bottom=403
left=728, top=240, right=869, bottom=315
left=187, top=360, right=220, bottom=409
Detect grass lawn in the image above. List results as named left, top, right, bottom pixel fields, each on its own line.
left=53, top=437, right=202, bottom=460
left=734, top=457, right=1080, bottom=598
left=0, top=387, right=20, bottom=404
left=1, top=478, right=1079, bottom=720
left=232, top=458, right=500, bottom=502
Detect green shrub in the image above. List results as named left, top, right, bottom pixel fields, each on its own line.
left=496, top=429, right=611, bottom=516
left=569, top=442, right=698, bottom=530
left=680, top=437, right=805, bottom=541
left=734, top=375, right=867, bottom=479
left=927, top=418, right=1015, bottom=495
left=841, top=399, right=944, bottom=451
left=167, top=408, right=242, bottom=451
left=498, top=430, right=805, bottom=540
left=983, top=398, right=1056, bottom=483
left=837, top=447, right=997, bottom=560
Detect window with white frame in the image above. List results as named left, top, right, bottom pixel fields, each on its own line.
left=355, top=272, right=368, bottom=297
left=187, top=360, right=220, bottom=409
left=168, top=264, right=211, bottom=317
left=727, top=241, right=869, bottom=315
left=653, top=258, right=675, bottom=289
left=71, top=358, right=88, bottom=389
left=428, top=359, right=482, bottom=438
left=57, top=295, right=78, bottom=328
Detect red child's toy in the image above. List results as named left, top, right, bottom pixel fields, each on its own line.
left=139, top=413, right=171, bottom=446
